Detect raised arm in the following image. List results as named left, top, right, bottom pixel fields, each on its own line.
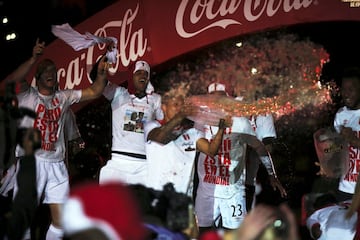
left=79, top=55, right=109, bottom=102
left=5, top=38, right=45, bottom=92
left=197, top=118, right=230, bottom=157
left=147, top=112, right=186, bottom=144
left=147, top=104, right=198, bottom=144
left=241, top=133, right=287, bottom=197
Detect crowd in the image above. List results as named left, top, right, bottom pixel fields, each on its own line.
left=0, top=36, right=359, bottom=240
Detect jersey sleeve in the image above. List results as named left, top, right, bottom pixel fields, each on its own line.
left=144, top=120, right=161, bottom=142
left=306, top=211, right=321, bottom=232
left=255, top=114, right=277, bottom=140
left=232, top=116, right=255, bottom=135
left=64, top=109, right=81, bottom=141
left=63, top=89, right=81, bottom=104
left=153, top=94, right=164, bottom=121
left=102, top=81, right=118, bottom=100
left=333, top=108, right=344, bottom=133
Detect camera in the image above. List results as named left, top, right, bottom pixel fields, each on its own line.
left=256, top=207, right=290, bottom=240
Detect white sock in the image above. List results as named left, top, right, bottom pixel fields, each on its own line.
left=45, top=224, right=63, bottom=240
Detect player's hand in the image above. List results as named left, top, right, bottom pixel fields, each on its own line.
left=32, top=38, right=45, bottom=59
left=223, top=115, right=232, bottom=128
left=269, top=175, right=287, bottom=198
left=180, top=105, right=197, bottom=118
left=235, top=204, right=278, bottom=240
left=97, top=55, right=111, bottom=77
left=314, top=161, right=327, bottom=176
left=279, top=203, right=300, bottom=240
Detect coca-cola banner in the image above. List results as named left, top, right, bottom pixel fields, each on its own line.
left=26, top=0, right=360, bottom=90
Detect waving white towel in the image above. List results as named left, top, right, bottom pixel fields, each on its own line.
left=51, top=23, right=118, bottom=63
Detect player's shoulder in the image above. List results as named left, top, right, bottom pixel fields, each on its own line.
left=336, top=106, right=347, bottom=114
left=335, top=106, right=360, bottom=117
left=57, top=88, right=79, bottom=98
left=149, top=92, right=161, bottom=97
left=147, top=92, right=162, bottom=101
left=232, top=116, right=251, bottom=126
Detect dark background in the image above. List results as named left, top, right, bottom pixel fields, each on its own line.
left=0, top=0, right=116, bottom=80
left=0, top=0, right=359, bottom=82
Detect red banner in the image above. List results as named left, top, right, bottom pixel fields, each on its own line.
left=15, top=0, right=360, bottom=90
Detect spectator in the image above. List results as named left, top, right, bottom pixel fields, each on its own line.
left=129, top=183, right=197, bottom=240
left=62, top=181, right=147, bottom=240
left=306, top=193, right=356, bottom=240
left=200, top=203, right=300, bottom=240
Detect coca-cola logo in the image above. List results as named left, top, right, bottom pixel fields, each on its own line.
left=32, top=3, right=148, bottom=90
left=176, top=0, right=314, bottom=38
left=30, top=0, right=317, bottom=90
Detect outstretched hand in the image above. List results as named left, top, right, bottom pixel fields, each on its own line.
left=231, top=204, right=299, bottom=240
left=234, top=204, right=278, bottom=240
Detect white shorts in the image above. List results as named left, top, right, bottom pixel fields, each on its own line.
left=99, top=155, right=147, bottom=185
left=195, top=187, right=247, bottom=229
left=14, top=159, right=69, bottom=204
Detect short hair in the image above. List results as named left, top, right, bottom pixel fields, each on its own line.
left=35, top=59, right=56, bottom=80
left=161, top=82, right=189, bottom=104
left=161, top=92, right=185, bottom=105
left=313, top=192, right=337, bottom=210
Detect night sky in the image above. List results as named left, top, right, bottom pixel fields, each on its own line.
left=0, top=0, right=116, bottom=80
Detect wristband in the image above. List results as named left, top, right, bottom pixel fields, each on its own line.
left=259, top=155, right=276, bottom=176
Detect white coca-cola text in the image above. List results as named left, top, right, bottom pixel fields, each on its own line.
left=176, top=0, right=313, bottom=38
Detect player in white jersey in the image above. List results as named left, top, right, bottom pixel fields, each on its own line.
left=234, top=88, right=278, bottom=212
left=332, top=67, right=360, bottom=202
left=245, top=113, right=277, bottom=211
left=144, top=90, right=228, bottom=197
left=306, top=193, right=356, bottom=240
left=5, top=39, right=109, bottom=240
left=195, top=83, right=286, bottom=237
left=99, top=60, right=164, bottom=185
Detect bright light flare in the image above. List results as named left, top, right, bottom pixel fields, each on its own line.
left=5, top=32, right=17, bottom=41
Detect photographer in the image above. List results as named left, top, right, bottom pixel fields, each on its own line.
left=6, top=127, right=41, bottom=240
left=0, top=82, right=41, bottom=240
